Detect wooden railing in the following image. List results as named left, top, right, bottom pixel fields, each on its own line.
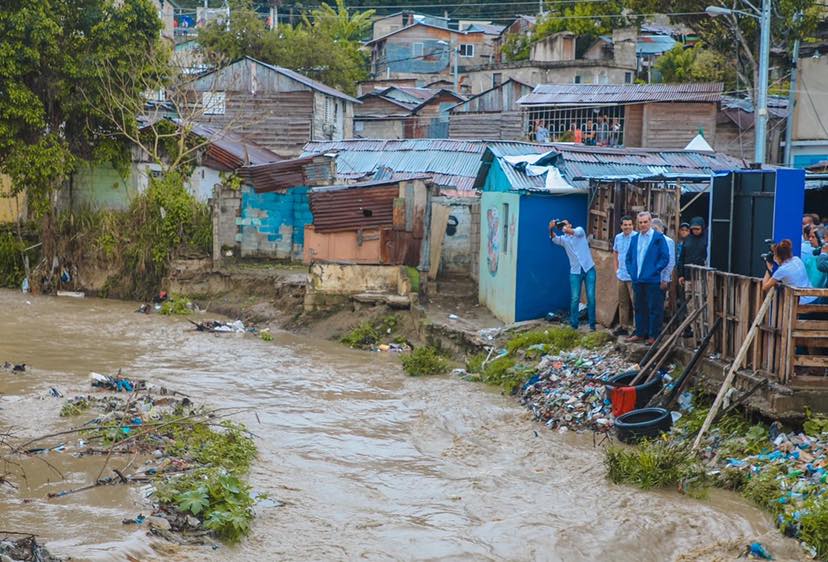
left=685, top=265, right=828, bottom=385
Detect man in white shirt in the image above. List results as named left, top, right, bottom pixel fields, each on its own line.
left=549, top=219, right=596, bottom=331
left=613, top=215, right=635, bottom=335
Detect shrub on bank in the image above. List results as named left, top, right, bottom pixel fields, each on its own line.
left=605, top=440, right=708, bottom=497
left=402, top=346, right=449, bottom=376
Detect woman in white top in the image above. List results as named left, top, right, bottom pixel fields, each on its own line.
left=762, top=239, right=818, bottom=304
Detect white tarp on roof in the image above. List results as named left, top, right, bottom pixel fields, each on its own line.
left=685, top=134, right=713, bottom=151
left=502, top=152, right=582, bottom=193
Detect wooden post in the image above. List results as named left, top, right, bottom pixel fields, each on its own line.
left=692, top=289, right=776, bottom=450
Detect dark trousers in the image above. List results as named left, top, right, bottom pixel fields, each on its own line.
left=633, top=282, right=665, bottom=339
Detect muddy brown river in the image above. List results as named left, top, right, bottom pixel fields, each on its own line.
left=0, top=290, right=810, bottom=561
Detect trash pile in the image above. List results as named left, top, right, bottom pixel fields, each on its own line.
left=520, top=346, right=638, bottom=433
left=189, top=319, right=247, bottom=333
left=710, top=429, right=828, bottom=553
left=19, top=370, right=260, bottom=546
left=0, top=535, right=64, bottom=562
left=2, top=362, right=26, bottom=373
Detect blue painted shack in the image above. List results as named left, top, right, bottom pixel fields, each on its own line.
left=234, top=155, right=335, bottom=260
left=474, top=146, right=589, bottom=323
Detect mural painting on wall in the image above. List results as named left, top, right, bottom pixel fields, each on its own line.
left=486, top=207, right=499, bottom=275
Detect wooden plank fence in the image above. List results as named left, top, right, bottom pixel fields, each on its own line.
left=685, top=265, right=828, bottom=384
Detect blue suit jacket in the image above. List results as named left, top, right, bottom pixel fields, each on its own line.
left=626, top=230, right=670, bottom=284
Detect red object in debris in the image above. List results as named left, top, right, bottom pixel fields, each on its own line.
left=611, top=386, right=638, bottom=417
left=159, top=291, right=168, bottom=300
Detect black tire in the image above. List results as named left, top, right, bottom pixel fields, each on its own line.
left=614, top=407, right=672, bottom=443
left=605, top=371, right=663, bottom=408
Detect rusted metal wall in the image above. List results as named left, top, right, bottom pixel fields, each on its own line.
left=310, top=185, right=399, bottom=233
left=642, top=102, right=717, bottom=149
left=448, top=112, right=525, bottom=140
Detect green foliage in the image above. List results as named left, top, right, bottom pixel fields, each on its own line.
left=405, top=267, right=420, bottom=293
left=341, top=322, right=381, bottom=348
left=799, top=497, right=828, bottom=559
left=742, top=465, right=786, bottom=516
left=500, top=33, right=531, bottom=62
left=0, top=0, right=164, bottom=215
left=260, top=330, right=273, bottom=342
left=579, top=331, right=612, bottom=349
left=166, top=419, right=257, bottom=472
left=0, top=232, right=25, bottom=288
left=304, top=0, right=375, bottom=42
left=654, top=44, right=733, bottom=87
left=157, top=467, right=255, bottom=542
left=198, top=0, right=368, bottom=94
left=605, top=440, right=708, bottom=495
left=59, top=398, right=91, bottom=417
left=533, top=1, right=624, bottom=39
left=804, top=408, right=828, bottom=436
left=160, top=294, right=193, bottom=316
left=401, top=346, right=450, bottom=377
left=465, top=352, right=486, bottom=374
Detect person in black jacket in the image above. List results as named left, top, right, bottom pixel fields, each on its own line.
left=678, top=216, right=708, bottom=284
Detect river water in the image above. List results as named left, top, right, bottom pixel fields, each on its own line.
left=0, top=290, right=809, bottom=561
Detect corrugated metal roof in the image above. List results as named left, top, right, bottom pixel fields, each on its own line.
left=239, top=155, right=335, bottom=193
left=463, top=23, right=505, bottom=35
left=302, top=139, right=543, bottom=192
left=189, top=122, right=282, bottom=169
left=482, top=143, right=745, bottom=191
left=517, top=83, right=723, bottom=106
left=636, top=35, right=678, bottom=56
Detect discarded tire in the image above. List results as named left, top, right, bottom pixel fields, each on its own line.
left=614, top=407, right=672, bottom=443
left=605, top=371, right=663, bottom=412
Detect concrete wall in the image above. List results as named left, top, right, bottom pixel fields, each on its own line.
left=187, top=166, right=223, bottom=202
left=515, top=192, right=588, bottom=321
left=238, top=185, right=311, bottom=260
left=69, top=162, right=140, bottom=210
left=432, top=196, right=480, bottom=277
left=0, top=175, right=25, bottom=223
left=530, top=33, right=575, bottom=62
left=304, top=262, right=413, bottom=310
left=355, top=118, right=405, bottom=139
left=463, top=63, right=632, bottom=95
left=212, top=185, right=242, bottom=262
left=793, top=56, right=828, bottom=142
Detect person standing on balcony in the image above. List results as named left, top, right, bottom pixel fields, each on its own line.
left=625, top=211, right=670, bottom=344
left=549, top=219, right=596, bottom=331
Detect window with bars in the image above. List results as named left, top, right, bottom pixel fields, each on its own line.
left=527, top=105, right=626, bottom=146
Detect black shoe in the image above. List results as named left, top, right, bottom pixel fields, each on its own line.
left=612, top=327, right=629, bottom=336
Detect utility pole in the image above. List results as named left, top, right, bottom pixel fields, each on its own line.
left=754, top=0, right=772, bottom=164
left=784, top=14, right=803, bottom=167
left=539, top=0, right=544, bottom=16
left=453, top=44, right=459, bottom=94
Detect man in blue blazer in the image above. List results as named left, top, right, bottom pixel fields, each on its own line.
left=625, top=211, right=670, bottom=344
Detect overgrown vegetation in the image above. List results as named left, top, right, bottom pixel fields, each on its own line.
left=0, top=232, right=25, bottom=288
left=340, top=315, right=399, bottom=349
left=154, top=420, right=257, bottom=542
left=55, top=174, right=212, bottom=299
left=160, top=294, right=194, bottom=316
left=605, top=440, right=708, bottom=497
left=465, top=328, right=612, bottom=393
left=59, top=398, right=91, bottom=417
left=401, top=346, right=450, bottom=377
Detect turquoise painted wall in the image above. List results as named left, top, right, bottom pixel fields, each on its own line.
left=237, top=185, right=312, bottom=260
left=478, top=190, right=520, bottom=323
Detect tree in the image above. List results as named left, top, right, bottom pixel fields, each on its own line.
left=626, top=0, right=820, bottom=102
left=198, top=0, right=369, bottom=95
left=304, top=0, right=374, bottom=42
left=533, top=0, right=626, bottom=39
left=655, top=44, right=733, bottom=86
left=0, top=0, right=164, bottom=259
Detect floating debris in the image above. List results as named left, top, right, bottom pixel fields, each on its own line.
left=0, top=535, right=64, bottom=561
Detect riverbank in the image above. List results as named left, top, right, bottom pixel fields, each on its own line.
left=0, top=289, right=812, bottom=561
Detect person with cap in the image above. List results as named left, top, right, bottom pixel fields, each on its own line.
left=625, top=211, right=670, bottom=344
left=677, top=222, right=690, bottom=264
left=677, top=217, right=707, bottom=286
